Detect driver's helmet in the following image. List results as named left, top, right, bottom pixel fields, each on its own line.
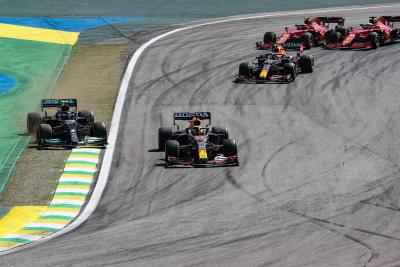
left=273, top=45, right=287, bottom=56
left=60, top=103, right=70, bottom=112
left=304, top=17, right=312, bottom=25
left=189, top=117, right=201, bottom=128
left=188, top=117, right=205, bottom=135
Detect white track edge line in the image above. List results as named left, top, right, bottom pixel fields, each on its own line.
left=1, top=2, right=399, bottom=255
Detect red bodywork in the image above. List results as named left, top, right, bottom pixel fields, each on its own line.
left=257, top=17, right=345, bottom=50
left=326, top=16, right=400, bottom=49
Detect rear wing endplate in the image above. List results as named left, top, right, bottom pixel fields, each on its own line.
left=41, top=99, right=77, bottom=109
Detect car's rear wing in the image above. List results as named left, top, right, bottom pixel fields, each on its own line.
left=173, top=112, right=211, bottom=127
left=315, top=16, right=345, bottom=26
left=41, top=99, right=77, bottom=110
left=379, top=16, right=400, bottom=23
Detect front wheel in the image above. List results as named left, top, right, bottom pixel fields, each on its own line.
left=299, top=55, right=314, bottom=73
left=263, top=32, right=276, bottom=44
left=93, top=122, right=107, bottom=142
left=366, top=32, right=379, bottom=49
left=165, top=140, right=179, bottom=163
left=37, top=123, right=52, bottom=147
left=283, top=63, right=296, bottom=81
left=223, top=139, right=238, bottom=157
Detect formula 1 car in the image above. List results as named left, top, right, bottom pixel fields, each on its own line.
left=325, top=16, right=400, bottom=49
left=158, top=112, right=239, bottom=167
left=236, top=44, right=314, bottom=83
left=257, top=16, right=345, bottom=50
left=27, top=99, right=107, bottom=148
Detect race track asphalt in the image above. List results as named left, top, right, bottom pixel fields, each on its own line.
left=2, top=6, right=400, bottom=267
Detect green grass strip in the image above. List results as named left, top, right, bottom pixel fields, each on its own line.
left=0, top=238, right=30, bottom=244
left=39, top=215, right=74, bottom=221
left=48, top=204, right=82, bottom=209
left=22, top=227, right=58, bottom=232
left=54, top=192, right=87, bottom=197
left=58, top=181, right=91, bottom=186
left=62, top=171, right=94, bottom=176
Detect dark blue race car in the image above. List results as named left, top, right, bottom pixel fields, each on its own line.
left=27, top=99, right=107, bottom=148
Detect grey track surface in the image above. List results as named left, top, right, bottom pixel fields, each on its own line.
left=3, top=7, right=400, bottom=267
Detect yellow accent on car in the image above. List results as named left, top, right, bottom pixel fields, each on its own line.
left=260, top=68, right=269, bottom=79
left=199, top=149, right=208, bottom=160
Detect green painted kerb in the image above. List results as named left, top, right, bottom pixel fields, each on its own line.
left=0, top=38, right=72, bottom=197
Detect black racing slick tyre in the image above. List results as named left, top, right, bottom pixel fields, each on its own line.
left=328, top=31, right=341, bottom=44
left=324, top=29, right=333, bottom=43
left=78, top=110, right=94, bottom=123
left=223, top=139, right=237, bottom=157
left=299, top=55, right=314, bottom=73
left=335, top=26, right=349, bottom=37
left=93, top=122, right=107, bottom=141
left=211, top=126, right=229, bottom=140
left=366, top=32, right=379, bottom=49
left=165, top=140, right=179, bottom=162
left=27, top=112, right=42, bottom=136
left=158, top=127, right=174, bottom=151
left=390, top=29, right=399, bottom=42
left=300, top=32, right=313, bottom=49
left=37, top=123, right=52, bottom=146
left=263, top=32, right=276, bottom=44
left=239, top=62, right=251, bottom=77
left=283, top=63, right=296, bottom=82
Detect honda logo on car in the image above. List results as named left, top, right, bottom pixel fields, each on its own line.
left=174, top=112, right=210, bottom=118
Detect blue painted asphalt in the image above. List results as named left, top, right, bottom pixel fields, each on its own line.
left=0, top=17, right=143, bottom=32
left=0, top=73, right=16, bottom=94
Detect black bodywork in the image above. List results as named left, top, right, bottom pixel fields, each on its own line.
left=28, top=99, right=107, bottom=148
left=158, top=112, right=239, bottom=167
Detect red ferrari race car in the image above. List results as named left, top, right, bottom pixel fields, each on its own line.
left=325, top=16, right=400, bottom=49
left=256, top=16, right=345, bottom=50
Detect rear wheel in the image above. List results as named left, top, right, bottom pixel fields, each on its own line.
left=366, top=32, right=379, bottom=49
left=299, top=55, right=314, bottom=73
left=78, top=110, right=94, bottom=124
left=335, top=26, right=349, bottom=37
left=27, top=112, right=42, bottom=136
left=263, top=32, right=276, bottom=44
left=93, top=122, right=107, bottom=142
left=158, top=127, right=174, bottom=151
left=283, top=63, right=296, bottom=81
left=211, top=126, right=228, bottom=140
left=223, top=139, right=238, bottom=157
left=165, top=140, right=179, bottom=162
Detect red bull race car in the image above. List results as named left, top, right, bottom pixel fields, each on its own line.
left=158, top=112, right=239, bottom=167
left=256, top=16, right=345, bottom=50
left=325, top=16, right=400, bottom=49
left=236, top=44, right=314, bottom=83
